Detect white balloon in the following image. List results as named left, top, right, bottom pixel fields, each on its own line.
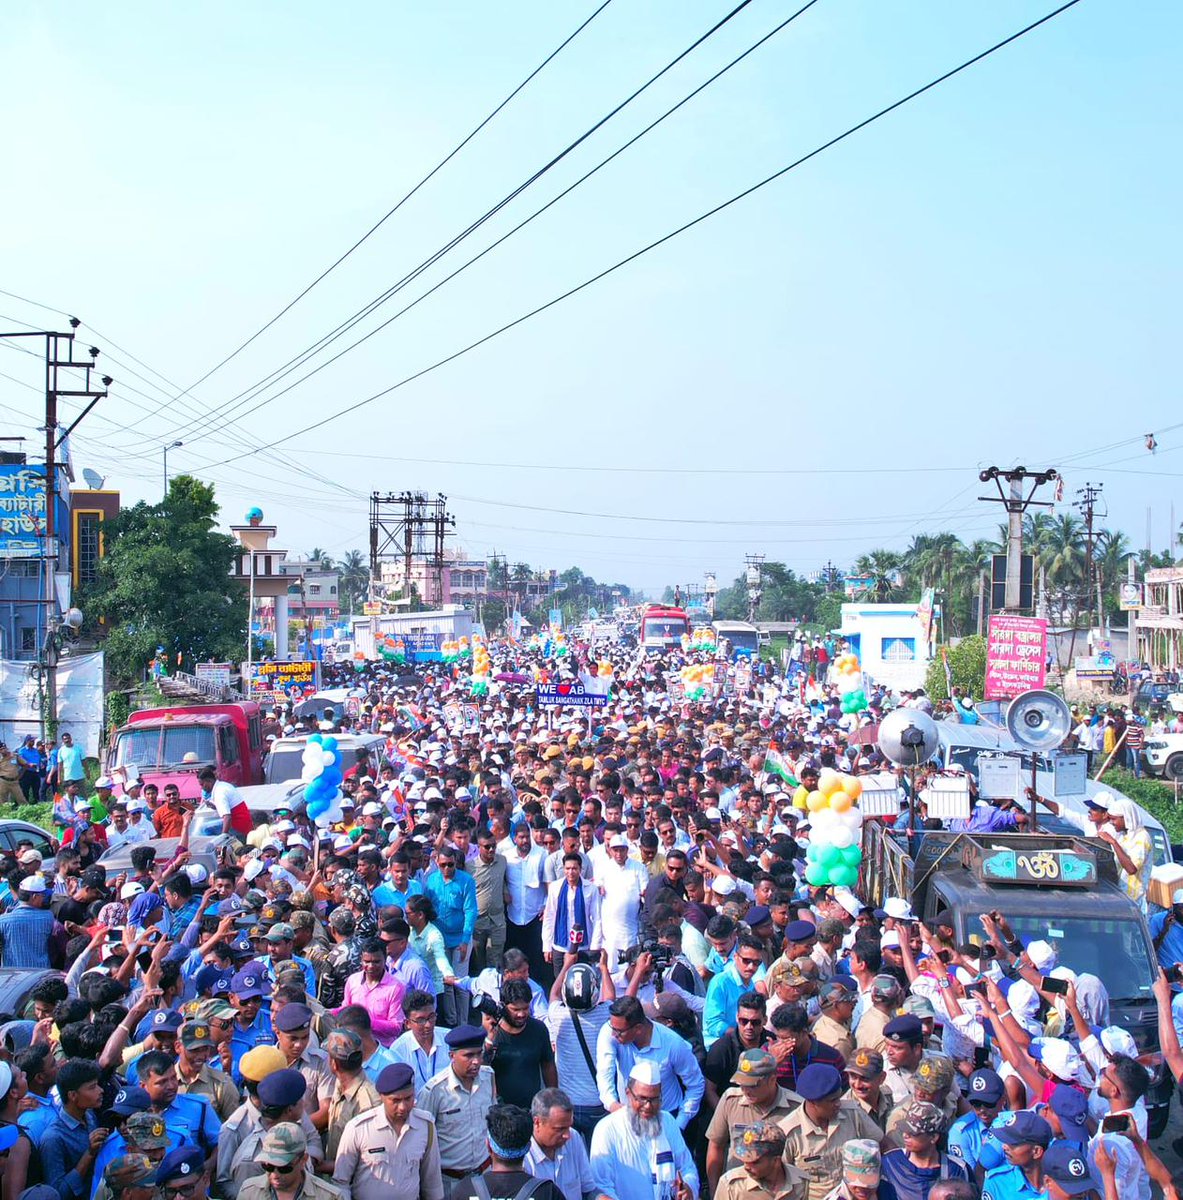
left=320, top=748, right=336, bottom=768
left=314, top=788, right=344, bottom=828
left=301, top=747, right=321, bottom=765
left=831, top=826, right=854, bottom=849
left=301, top=763, right=320, bottom=781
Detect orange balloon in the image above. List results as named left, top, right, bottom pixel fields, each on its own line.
left=805, top=790, right=827, bottom=812
left=842, top=776, right=863, bottom=801
left=830, top=791, right=853, bottom=813
left=817, top=768, right=842, bottom=797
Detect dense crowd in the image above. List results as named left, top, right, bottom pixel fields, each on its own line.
left=0, top=638, right=1179, bottom=1200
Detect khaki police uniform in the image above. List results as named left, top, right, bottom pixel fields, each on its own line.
left=326, top=1073, right=381, bottom=1163
left=782, top=1101, right=883, bottom=1200
left=178, top=1062, right=242, bottom=1122
left=414, top=1066, right=494, bottom=1178
left=706, top=1086, right=802, bottom=1173
left=717, top=1162, right=810, bottom=1200
left=332, top=1107, right=444, bottom=1200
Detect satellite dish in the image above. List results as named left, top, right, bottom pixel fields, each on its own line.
left=81, top=468, right=106, bottom=490
left=877, top=707, right=941, bottom=767
left=1005, top=689, right=1071, bottom=752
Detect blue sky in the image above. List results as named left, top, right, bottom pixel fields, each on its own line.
left=1, top=1, right=1179, bottom=593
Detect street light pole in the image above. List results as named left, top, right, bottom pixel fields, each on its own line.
left=162, top=440, right=183, bottom=499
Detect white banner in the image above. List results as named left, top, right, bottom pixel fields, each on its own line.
left=0, top=651, right=105, bottom=757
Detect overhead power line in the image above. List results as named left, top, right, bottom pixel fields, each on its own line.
left=150, top=0, right=763, bottom=449
left=143, top=0, right=617, bottom=417
left=215, top=0, right=1085, bottom=467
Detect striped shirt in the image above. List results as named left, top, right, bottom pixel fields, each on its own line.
left=0, top=902, right=55, bottom=968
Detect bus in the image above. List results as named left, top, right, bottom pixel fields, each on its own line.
left=639, top=605, right=691, bottom=652
left=712, top=620, right=761, bottom=659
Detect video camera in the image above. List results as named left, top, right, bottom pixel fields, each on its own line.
left=472, top=992, right=505, bottom=1022
left=619, top=937, right=674, bottom=974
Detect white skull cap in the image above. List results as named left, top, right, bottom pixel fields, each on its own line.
left=629, top=1060, right=662, bottom=1087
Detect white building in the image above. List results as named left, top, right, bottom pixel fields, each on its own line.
left=840, top=602, right=934, bottom=691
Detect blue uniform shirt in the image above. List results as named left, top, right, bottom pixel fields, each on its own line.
left=1147, top=910, right=1183, bottom=971
left=229, top=1008, right=275, bottom=1081
left=948, top=1111, right=1006, bottom=1173
left=982, top=1162, right=1047, bottom=1200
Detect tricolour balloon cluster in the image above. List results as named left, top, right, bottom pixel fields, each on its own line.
left=378, top=635, right=406, bottom=663
left=302, top=733, right=345, bottom=826
left=470, top=636, right=492, bottom=696
left=834, top=653, right=868, bottom=714
left=797, top=768, right=864, bottom=887
left=680, top=627, right=717, bottom=654
left=680, top=662, right=715, bottom=700
left=441, top=637, right=473, bottom=663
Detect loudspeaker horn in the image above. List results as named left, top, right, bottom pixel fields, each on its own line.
left=877, top=707, right=941, bottom=767
left=1005, top=688, right=1071, bottom=752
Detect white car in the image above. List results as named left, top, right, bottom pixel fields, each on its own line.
left=1142, top=733, right=1183, bottom=781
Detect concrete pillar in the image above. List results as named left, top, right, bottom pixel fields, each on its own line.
left=275, top=592, right=290, bottom=659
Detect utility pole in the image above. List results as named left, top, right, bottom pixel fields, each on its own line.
left=0, top=323, right=110, bottom=739
left=978, top=467, right=1058, bottom=612
left=744, top=553, right=765, bottom=622
left=1075, top=482, right=1103, bottom=636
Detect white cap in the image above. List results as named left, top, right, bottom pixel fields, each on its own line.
left=1038, top=1037, right=1083, bottom=1082
left=74, top=798, right=94, bottom=812
left=1026, top=939, right=1057, bottom=972
left=127, top=798, right=150, bottom=814
left=19, top=874, right=49, bottom=894
left=243, top=859, right=267, bottom=883
left=884, top=897, right=914, bottom=921
left=94, top=776, right=114, bottom=790
left=608, top=834, right=629, bottom=850
left=712, top=876, right=736, bottom=896
left=17, top=850, right=42, bottom=866
left=1172, top=887, right=1183, bottom=905
left=333, top=834, right=354, bottom=854
left=880, top=931, right=901, bottom=949
left=833, top=887, right=862, bottom=919
left=1099, top=1026, right=1137, bottom=1058
left=704, top=807, right=722, bottom=821
left=183, top=864, right=208, bottom=886
left=286, top=834, right=311, bottom=850
left=121, top=881, right=145, bottom=900
left=629, top=1060, right=663, bottom=1087
left=361, top=802, right=382, bottom=816
left=1090, top=791, right=1114, bottom=811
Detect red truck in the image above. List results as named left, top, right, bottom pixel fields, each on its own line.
left=107, top=702, right=265, bottom=799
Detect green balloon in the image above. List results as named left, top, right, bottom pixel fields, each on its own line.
left=818, top=845, right=841, bottom=870
left=805, top=863, right=827, bottom=886
left=831, top=864, right=859, bottom=888
left=840, top=845, right=863, bottom=867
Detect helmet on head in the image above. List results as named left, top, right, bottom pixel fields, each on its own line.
left=563, top=963, right=600, bottom=1012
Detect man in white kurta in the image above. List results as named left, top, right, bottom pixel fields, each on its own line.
left=595, top=836, right=647, bottom=968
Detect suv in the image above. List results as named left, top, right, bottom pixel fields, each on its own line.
left=1143, top=732, right=1183, bottom=781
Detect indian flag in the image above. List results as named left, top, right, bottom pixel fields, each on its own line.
left=763, top=749, right=800, bottom=787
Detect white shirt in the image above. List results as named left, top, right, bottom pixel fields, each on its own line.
left=502, top=843, right=546, bottom=925
left=589, top=1107, right=699, bottom=1200
left=203, top=778, right=244, bottom=818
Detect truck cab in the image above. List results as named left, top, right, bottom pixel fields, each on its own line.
left=108, top=702, right=265, bottom=800
left=862, top=825, right=1173, bottom=1135
left=639, top=605, right=691, bottom=653
left=712, top=620, right=761, bottom=660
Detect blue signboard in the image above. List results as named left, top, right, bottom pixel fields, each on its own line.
left=0, top=465, right=47, bottom=557
left=403, top=632, right=444, bottom=662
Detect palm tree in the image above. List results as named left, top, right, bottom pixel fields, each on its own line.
left=307, top=547, right=335, bottom=570
left=1040, top=513, right=1085, bottom=622
left=337, top=549, right=368, bottom=613
left=854, top=550, right=902, bottom=600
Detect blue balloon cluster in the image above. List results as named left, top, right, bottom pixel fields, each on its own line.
left=303, top=733, right=343, bottom=821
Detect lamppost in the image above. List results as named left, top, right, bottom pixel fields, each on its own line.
left=162, top=440, right=183, bottom=498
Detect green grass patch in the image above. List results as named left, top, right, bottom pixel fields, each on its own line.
left=0, top=801, right=55, bottom=831
left=1103, top=768, right=1183, bottom=842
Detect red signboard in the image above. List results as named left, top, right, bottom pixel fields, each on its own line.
left=984, top=615, right=1048, bottom=699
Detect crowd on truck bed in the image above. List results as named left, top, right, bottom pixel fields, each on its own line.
left=0, top=634, right=1178, bottom=1200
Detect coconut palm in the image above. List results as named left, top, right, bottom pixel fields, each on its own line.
left=853, top=550, right=902, bottom=600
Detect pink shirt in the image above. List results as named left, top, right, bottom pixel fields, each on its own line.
left=340, top=970, right=406, bottom=1045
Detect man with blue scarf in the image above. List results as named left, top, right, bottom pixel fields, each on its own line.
left=542, top=854, right=602, bottom=973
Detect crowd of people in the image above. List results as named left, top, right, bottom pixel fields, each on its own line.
left=0, top=637, right=1179, bottom=1200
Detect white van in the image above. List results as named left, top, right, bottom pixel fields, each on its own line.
left=264, top=732, right=388, bottom=785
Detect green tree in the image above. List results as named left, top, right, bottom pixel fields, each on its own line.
left=814, top=593, right=843, bottom=632
left=307, top=547, right=335, bottom=570
left=853, top=550, right=902, bottom=600
left=925, top=635, right=987, bottom=701
left=80, top=476, right=248, bottom=687
left=336, top=549, right=369, bottom=613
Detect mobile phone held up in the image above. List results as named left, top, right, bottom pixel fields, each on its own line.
left=1040, top=975, right=1068, bottom=995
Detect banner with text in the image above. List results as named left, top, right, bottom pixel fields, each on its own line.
left=984, top=615, right=1047, bottom=700
left=247, top=659, right=319, bottom=702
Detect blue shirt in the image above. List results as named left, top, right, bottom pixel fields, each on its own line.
left=703, top=962, right=765, bottom=1047
left=90, top=1125, right=189, bottom=1199
left=0, top=903, right=55, bottom=968
left=229, top=1008, right=275, bottom=1081
left=383, top=881, right=424, bottom=909
left=166, top=897, right=201, bottom=939
left=422, top=869, right=478, bottom=948
left=389, top=947, right=435, bottom=998
left=41, top=1109, right=96, bottom=1200
left=1147, top=910, right=1183, bottom=972
left=17, top=1092, right=57, bottom=1146
left=982, top=1162, right=1047, bottom=1200
left=257, top=952, right=317, bottom=995
left=595, top=1018, right=704, bottom=1128
left=948, top=1111, right=1006, bottom=1174
left=163, top=1093, right=220, bottom=1156
left=881, top=1150, right=968, bottom=1200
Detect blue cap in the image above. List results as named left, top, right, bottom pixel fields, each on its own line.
left=883, top=1015, right=925, bottom=1043
left=1048, top=1084, right=1089, bottom=1134
left=1043, top=1143, right=1099, bottom=1195
left=445, top=1024, right=486, bottom=1050
left=230, top=967, right=268, bottom=999
left=155, top=1146, right=205, bottom=1186
left=110, top=1086, right=152, bottom=1116
left=967, top=1068, right=1005, bottom=1106
left=745, top=906, right=772, bottom=928
left=194, top=965, right=233, bottom=996
left=150, top=1011, right=183, bottom=1033
left=273, top=1002, right=313, bottom=1032
left=375, top=1063, right=414, bottom=1094
left=257, top=1068, right=307, bottom=1108
left=784, top=920, right=816, bottom=943
left=230, top=935, right=255, bottom=958
left=992, top=1110, right=1053, bottom=1148
left=796, top=1063, right=844, bottom=1101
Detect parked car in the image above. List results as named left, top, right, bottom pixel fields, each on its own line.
left=0, top=968, right=64, bottom=1023
left=1143, top=732, right=1183, bottom=781
left=1135, top=681, right=1183, bottom=712
left=97, top=833, right=233, bottom=877
left=264, top=733, right=386, bottom=786
left=191, top=782, right=305, bottom=837
left=0, top=820, right=57, bottom=867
